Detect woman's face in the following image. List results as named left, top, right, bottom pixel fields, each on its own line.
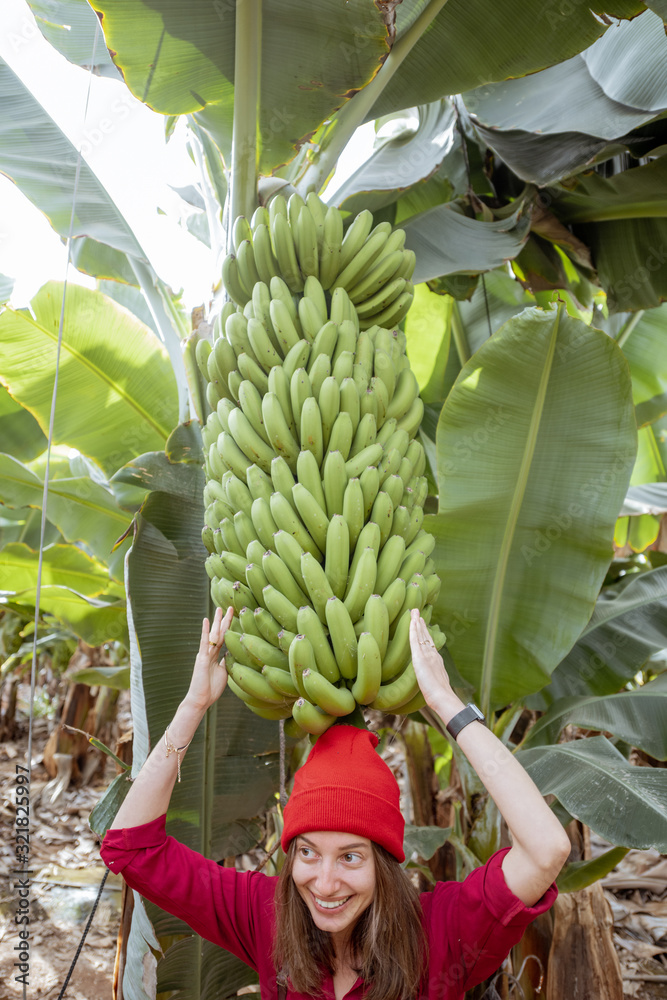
left=291, top=831, right=376, bottom=941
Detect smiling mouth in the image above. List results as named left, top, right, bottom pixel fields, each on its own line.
left=313, top=895, right=351, bottom=910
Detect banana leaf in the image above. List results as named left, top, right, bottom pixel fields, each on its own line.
left=536, top=566, right=667, bottom=705
left=429, top=306, right=637, bottom=714
left=517, top=736, right=667, bottom=851
left=581, top=10, right=667, bottom=111
left=404, top=202, right=531, bottom=284
left=86, top=0, right=388, bottom=173
left=0, top=390, right=46, bottom=463
left=370, top=0, right=646, bottom=121
left=404, top=284, right=452, bottom=405
left=0, top=454, right=131, bottom=572
left=117, top=438, right=288, bottom=1000
left=0, top=283, right=178, bottom=478
left=522, top=673, right=667, bottom=759
left=0, top=542, right=121, bottom=597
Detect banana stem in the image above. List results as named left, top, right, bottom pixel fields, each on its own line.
left=450, top=300, right=471, bottom=366
left=615, top=309, right=644, bottom=351
left=299, top=0, right=451, bottom=197
left=229, top=0, right=262, bottom=230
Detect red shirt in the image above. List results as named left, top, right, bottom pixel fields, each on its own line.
left=101, top=816, right=556, bottom=1000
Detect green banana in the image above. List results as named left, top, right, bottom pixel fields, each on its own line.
left=274, top=529, right=308, bottom=591
left=381, top=607, right=412, bottom=681
left=350, top=412, right=377, bottom=458
left=339, top=376, right=361, bottom=434
left=302, top=669, right=355, bottom=717
left=242, top=632, right=290, bottom=671
left=246, top=561, right=270, bottom=606
left=217, top=430, right=251, bottom=480
left=296, top=448, right=327, bottom=513
left=237, top=352, right=270, bottom=395
left=338, top=210, right=374, bottom=272
left=300, top=550, right=335, bottom=622
left=262, top=664, right=299, bottom=699
left=324, top=513, right=349, bottom=599
left=319, top=204, right=344, bottom=290
left=289, top=633, right=316, bottom=698
left=293, top=482, right=329, bottom=552
left=370, top=660, right=420, bottom=712
left=271, top=211, right=304, bottom=293
left=290, top=367, right=313, bottom=430
left=382, top=577, right=407, bottom=624
left=283, top=339, right=311, bottom=382
left=359, top=465, right=380, bottom=520
left=333, top=229, right=390, bottom=292
left=262, top=548, right=308, bottom=608
left=362, top=593, right=389, bottom=659
left=322, top=449, right=348, bottom=518
left=308, top=320, right=338, bottom=370
left=325, top=411, right=354, bottom=462
left=233, top=510, right=258, bottom=555
left=262, top=392, right=300, bottom=470
left=292, top=697, right=337, bottom=735
left=296, top=605, right=340, bottom=683
left=318, top=375, right=340, bottom=450
left=222, top=254, right=250, bottom=306
left=247, top=317, right=282, bottom=372
left=309, top=353, right=331, bottom=399
left=263, top=583, right=300, bottom=633
left=246, top=464, right=273, bottom=504
left=350, top=632, right=382, bottom=705
left=231, top=662, right=291, bottom=705
left=270, top=297, right=301, bottom=355
left=239, top=605, right=262, bottom=637
left=324, top=597, right=358, bottom=680
left=343, top=546, right=377, bottom=622
left=271, top=455, right=298, bottom=510
left=270, top=491, right=322, bottom=558
left=345, top=442, right=383, bottom=479
left=252, top=224, right=281, bottom=287
left=342, top=477, right=364, bottom=549
left=254, top=606, right=284, bottom=646
left=332, top=350, right=354, bottom=383
left=267, top=365, right=296, bottom=436
left=237, top=239, right=261, bottom=293
left=224, top=473, right=253, bottom=518
left=296, top=393, right=322, bottom=460
left=228, top=408, right=275, bottom=473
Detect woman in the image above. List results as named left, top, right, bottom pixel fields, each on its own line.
left=101, top=606, right=570, bottom=1000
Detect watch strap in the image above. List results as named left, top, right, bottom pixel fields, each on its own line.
left=446, top=703, right=485, bottom=740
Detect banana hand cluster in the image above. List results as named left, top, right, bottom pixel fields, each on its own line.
left=221, top=193, right=415, bottom=330
left=197, top=194, right=443, bottom=737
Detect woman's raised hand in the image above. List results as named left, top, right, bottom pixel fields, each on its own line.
left=409, top=609, right=454, bottom=709
left=185, top=606, right=234, bottom=713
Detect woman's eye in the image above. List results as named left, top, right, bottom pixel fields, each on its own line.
left=343, top=853, right=360, bottom=863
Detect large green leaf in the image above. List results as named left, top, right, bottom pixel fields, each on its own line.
left=0, top=57, right=146, bottom=260
left=0, top=454, right=130, bottom=569
left=575, top=216, right=667, bottom=312
left=370, top=0, right=646, bottom=121
left=0, top=283, right=178, bottom=477
left=463, top=55, right=658, bottom=141
left=522, top=673, right=667, bottom=759
left=334, top=102, right=458, bottom=216
left=538, top=566, right=667, bottom=704
left=404, top=203, right=531, bottom=283
left=0, top=390, right=47, bottom=463
left=517, top=736, right=667, bottom=851
left=0, top=542, right=120, bottom=596
left=430, top=306, right=637, bottom=713
left=404, top=284, right=452, bottom=404
left=581, top=10, right=667, bottom=112
left=88, top=0, right=388, bottom=173
left=554, top=158, right=667, bottom=223
left=118, top=442, right=288, bottom=999
left=1, top=587, right=127, bottom=647
left=27, top=0, right=120, bottom=77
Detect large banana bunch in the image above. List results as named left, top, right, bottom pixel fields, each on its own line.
left=196, top=193, right=444, bottom=738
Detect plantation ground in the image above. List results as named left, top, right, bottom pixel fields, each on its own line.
left=1, top=696, right=666, bottom=999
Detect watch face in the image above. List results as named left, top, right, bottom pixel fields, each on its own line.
left=469, top=704, right=485, bottom=721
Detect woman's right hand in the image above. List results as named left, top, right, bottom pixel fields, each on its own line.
left=184, top=606, right=234, bottom=713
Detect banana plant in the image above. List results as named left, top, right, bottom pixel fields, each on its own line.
left=3, top=2, right=667, bottom=997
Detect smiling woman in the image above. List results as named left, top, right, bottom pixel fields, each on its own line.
left=100, top=606, right=570, bottom=1000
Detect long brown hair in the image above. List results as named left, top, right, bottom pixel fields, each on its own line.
left=272, top=839, right=428, bottom=1000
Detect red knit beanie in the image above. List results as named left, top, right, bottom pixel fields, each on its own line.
left=281, top=725, right=405, bottom=862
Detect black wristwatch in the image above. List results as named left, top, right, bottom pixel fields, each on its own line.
left=446, top=703, right=486, bottom=740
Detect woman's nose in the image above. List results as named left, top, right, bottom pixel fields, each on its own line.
left=314, top=862, right=339, bottom=895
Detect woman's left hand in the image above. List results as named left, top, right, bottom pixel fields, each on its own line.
left=409, top=609, right=455, bottom=709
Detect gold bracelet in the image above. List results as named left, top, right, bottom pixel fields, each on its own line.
left=164, top=725, right=193, bottom=783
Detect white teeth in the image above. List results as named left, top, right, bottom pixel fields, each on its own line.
left=315, top=896, right=350, bottom=909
